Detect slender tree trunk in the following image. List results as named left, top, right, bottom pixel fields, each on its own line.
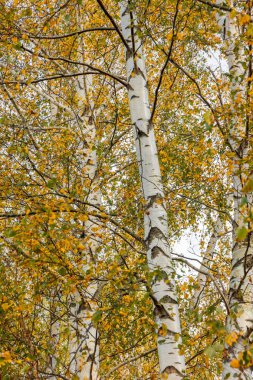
left=68, top=73, right=100, bottom=380
left=119, top=2, right=185, bottom=378
left=68, top=11, right=100, bottom=378
left=191, top=217, right=223, bottom=309
left=215, top=2, right=253, bottom=378
left=46, top=101, right=60, bottom=380
left=48, top=288, right=60, bottom=379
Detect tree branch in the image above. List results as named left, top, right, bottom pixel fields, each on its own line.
left=102, top=348, right=156, bottom=378
left=1, top=72, right=99, bottom=86
left=28, top=27, right=115, bottom=40
left=173, top=256, right=230, bottom=314
left=96, top=0, right=131, bottom=52
left=150, top=0, right=180, bottom=122
left=196, top=0, right=231, bottom=12
left=169, top=57, right=239, bottom=156
left=20, top=45, right=128, bottom=87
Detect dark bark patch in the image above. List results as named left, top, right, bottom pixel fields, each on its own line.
left=246, top=254, right=253, bottom=270
left=151, top=246, right=161, bottom=259
left=146, top=227, right=166, bottom=246
left=160, top=295, right=178, bottom=305
left=154, top=303, right=173, bottom=320
left=137, top=129, right=148, bottom=138
left=147, top=193, right=163, bottom=208
left=126, top=48, right=132, bottom=60
left=163, top=366, right=184, bottom=377
left=87, top=353, right=95, bottom=362
left=130, top=94, right=139, bottom=100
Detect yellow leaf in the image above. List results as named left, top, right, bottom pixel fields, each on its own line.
left=239, top=14, right=251, bottom=25
left=0, top=351, right=12, bottom=362
left=1, top=302, right=10, bottom=311
left=180, top=283, right=187, bottom=291
left=230, top=358, right=240, bottom=368
left=230, top=9, right=237, bottom=19
left=225, top=332, right=238, bottom=346
left=12, top=37, right=18, bottom=44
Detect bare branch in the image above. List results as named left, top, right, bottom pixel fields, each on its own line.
left=2, top=84, right=26, bottom=121
left=196, top=0, right=231, bottom=12
left=28, top=27, right=115, bottom=40
left=102, top=348, right=156, bottom=378
left=168, top=57, right=239, bottom=156
left=96, top=0, right=131, bottom=52
left=20, top=45, right=128, bottom=87
left=1, top=72, right=98, bottom=85
left=173, top=256, right=230, bottom=314
left=150, top=0, right=180, bottom=122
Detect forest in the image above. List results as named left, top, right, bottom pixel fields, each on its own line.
left=0, top=0, right=252, bottom=379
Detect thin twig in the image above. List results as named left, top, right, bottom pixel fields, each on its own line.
left=173, top=256, right=230, bottom=314
left=96, top=0, right=131, bottom=52
left=28, top=27, right=115, bottom=40
left=20, top=45, right=128, bottom=87
left=102, top=348, right=156, bottom=378
left=196, top=0, right=231, bottom=12
left=150, top=0, right=180, bottom=122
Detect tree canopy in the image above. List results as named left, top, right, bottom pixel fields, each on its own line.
left=0, top=0, right=252, bottom=379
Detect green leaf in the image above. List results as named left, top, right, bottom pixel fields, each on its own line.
left=241, top=197, right=248, bottom=206
left=25, top=8, right=32, bottom=16
left=5, top=228, right=17, bottom=238
left=14, top=43, right=22, bottom=51
left=46, top=178, right=57, bottom=189
left=92, top=310, right=102, bottom=324
left=58, top=267, right=67, bottom=276
left=205, top=342, right=223, bottom=358
left=236, top=226, right=248, bottom=241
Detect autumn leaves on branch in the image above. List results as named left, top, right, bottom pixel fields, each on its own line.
left=0, top=0, right=252, bottom=379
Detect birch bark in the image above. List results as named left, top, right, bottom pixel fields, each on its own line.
left=215, top=2, right=253, bottom=378
left=119, top=2, right=185, bottom=378
left=68, top=12, right=100, bottom=378
left=48, top=288, right=60, bottom=379
left=45, top=101, right=60, bottom=380
left=68, top=73, right=100, bottom=380
left=191, top=217, right=223, bottom=309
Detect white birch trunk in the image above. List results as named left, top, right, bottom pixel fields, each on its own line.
left=68, top=73, right=100, bottom=380
left=46, top=101, right=60, bottom=380
left=191, top=217, right=223, bottom=309
left=68, top=13, right=100, bottom=378
left=120, top=2, right=185, bottom=378
left=215, top=2, right=253, bottom=378
left=48, top=289, right=60, bottom=379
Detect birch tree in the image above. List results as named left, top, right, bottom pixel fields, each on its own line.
left=191, top=216, right=224, bottom=309
left=214, top=1, right=253, bottom=377
left=67, top=15, right=101, bottom=377
left=119, top=2, right=186, bottom=378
